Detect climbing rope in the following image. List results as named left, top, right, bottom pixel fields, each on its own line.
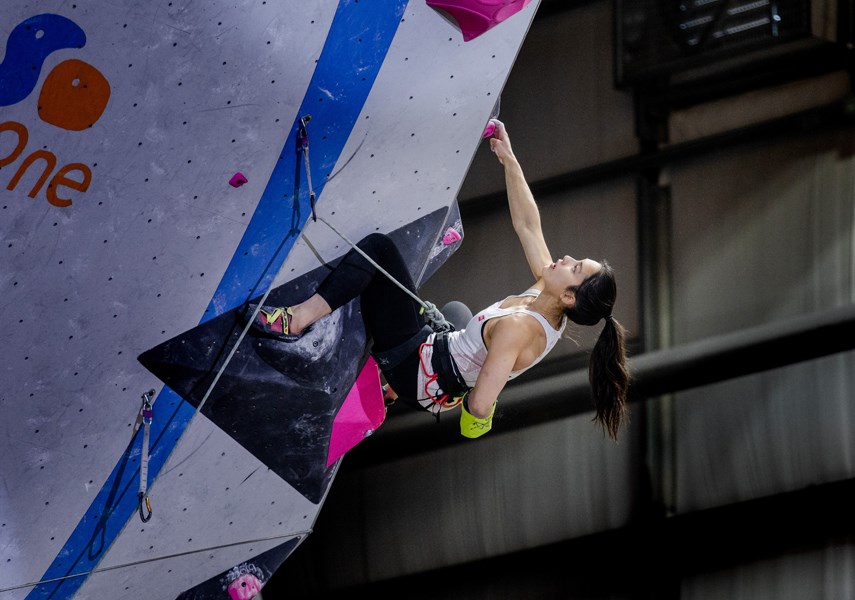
left=316, top=215, right=453, bottom=333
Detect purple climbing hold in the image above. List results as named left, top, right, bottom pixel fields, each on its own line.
left=229, top=172, right=248, bottom=188
left=426, top=0, right=534, bottom=42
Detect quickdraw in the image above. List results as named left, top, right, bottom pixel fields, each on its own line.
left=137, top=389, right=155, bottom=523
left=297, top=114, right=317, bottom=222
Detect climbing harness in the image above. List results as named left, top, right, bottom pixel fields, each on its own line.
left=431, top=330, right=470, bottom=397
left=416, top=338, right=466, bottom=413
left=137, top=389, right=155, bottom=523
left=297, top=114, right=317, bottom=222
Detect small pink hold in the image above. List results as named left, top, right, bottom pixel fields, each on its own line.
left=442, top=227, right=462, bottom=245
left=482, top=121, right=497, bottom=138
left=229, top=172, right=248, bottom=188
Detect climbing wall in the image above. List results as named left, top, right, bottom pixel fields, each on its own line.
left=0, top=1, right=540, bottom=598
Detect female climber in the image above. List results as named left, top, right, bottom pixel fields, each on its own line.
left=248, top=120, right=630, bottom=440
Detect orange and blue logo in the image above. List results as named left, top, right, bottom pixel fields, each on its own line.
left=0, top=13, right=110, bottom=206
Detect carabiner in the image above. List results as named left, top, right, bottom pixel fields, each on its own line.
left=138, top=491, right=152, bottom=523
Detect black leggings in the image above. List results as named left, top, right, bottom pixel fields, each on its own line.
left=315, top=233, right=425, bottom=398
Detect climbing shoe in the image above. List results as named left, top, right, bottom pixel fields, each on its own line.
left=244, top=304, right=310, bottom=342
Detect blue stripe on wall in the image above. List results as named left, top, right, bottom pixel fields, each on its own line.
left=28, top=2, right=409, bottom=598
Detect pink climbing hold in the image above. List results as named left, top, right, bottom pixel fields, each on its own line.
left=326, top=356, right=386, bottom=467
left=442, top=227, right=462, bottom=245
left=227, top=574, right=262, bottom=600
left=229, top=172, right=248, bottom=188
left=426, top=0, right=534, bottom=42
left=482, top=120, right=497, bottom=138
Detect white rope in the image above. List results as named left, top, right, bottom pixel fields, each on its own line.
left=316, top=216, right=452, bottom=332
left=317, top=216, right=427, bottom=307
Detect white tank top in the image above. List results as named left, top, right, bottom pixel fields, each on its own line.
left=416, top=289, right=566, bottom=413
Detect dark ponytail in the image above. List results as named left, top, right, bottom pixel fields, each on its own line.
left=564, top=261, right=630, bottom=440
left=589, top=316, right=629, bottom=440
